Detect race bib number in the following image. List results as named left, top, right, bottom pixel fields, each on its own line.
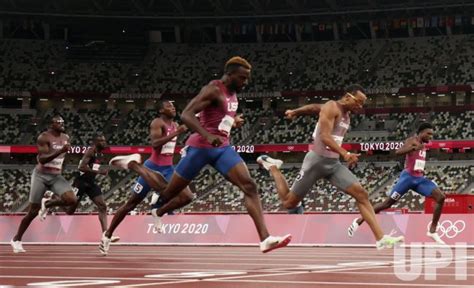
left=161, top=138, right=177, bottom=154
left=414, top=159, right=426, bottom=171
left=92, top=164, right=100, bottom=171
left=133, top=182, right=144, bottom=193
left=218, top=115, right=235, bottom=135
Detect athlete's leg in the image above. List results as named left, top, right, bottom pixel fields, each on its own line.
left=159, top=146, right=208, bottom=202
left=155, top=186, right=193, bottom=217
left=344, top=182, right=384, bottom=241
left=12, top=203, right=41, bottom=241
left=259, top=152, right=326, bottom=210
left=226, top=162, right=269, bottom=241
left=65, top=194, right=81, bottom=215
left=105, top=193, right=143, bottom=238
left=128, top=161, right=168, bottom=192
left=414, top=178, right=445, bottom=234
left=356, top=197, right=398, bottom=226
left=268, top=166, right=301, bottom=209
left=91, top=194, right=108, bottom=232
left=45, top=176, right=77, bottom=208
left=429, top=188, right=445, bottom=233
left=15, top=169, right=49, bottom=240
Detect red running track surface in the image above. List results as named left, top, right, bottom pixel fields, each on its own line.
left=0, top=245, right=473, bottom=287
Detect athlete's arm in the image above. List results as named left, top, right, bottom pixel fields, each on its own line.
left=36, top=133, right=70, bottom=164
left=285, top=104, right=322, bottom=120
left=318, top=101, right=359, bottom=165
left=181, top=84, right=222, bottom=146
left=395, top=138, right=424, bottom=156
left=150, top=119, right=185, bottom=150
left=233, top=114, right=244, bottom=128
left=78, top=148, right=106, bottom=175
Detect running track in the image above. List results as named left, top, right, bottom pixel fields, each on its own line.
left=0, top=245, right=473, bottom=287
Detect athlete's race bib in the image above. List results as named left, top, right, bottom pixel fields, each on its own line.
left=218, top=115, right=235, bottom=136
left=414, top=159, right=426, bottom=171
left=161, top=137, right=177, bottom=154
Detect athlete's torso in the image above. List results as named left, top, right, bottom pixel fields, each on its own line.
left=186, top=80, right=238, bottom=148
left=36, top=132, right=69, bottom=175
left=404, top=137, right=427, bottom=177
left=78, top=148, right=104, bottom=182
left=312, top=102, right=350, bottom=159
left=150, top=120, right=178, bottom=166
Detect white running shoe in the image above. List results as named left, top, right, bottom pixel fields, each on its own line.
left=348, top=218, right=360, bottom=238
left=109, top=153, right=142, bottom=170
left=376, top=234, right=405, bottom=250
left=99, top=232, right=112, bottom=256
left=427, top=231, right=446, bottom=245
left=110, top=235, right=121, bottom=243
left=10, top=240, right=26, bottom=253
left=38, top=197, right=49, bottom=221
left=151, top=193, right=159, bottom=205
left=259, top=234, right=292, bottom=253
left=256, top=155, right=283, bottom=171
left=151, top=208, right=164, bottom=233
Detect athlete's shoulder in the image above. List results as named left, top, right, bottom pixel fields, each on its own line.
left=37, top=131, right=50, bottom=143
left=150, top=117, right=165, bottom=127
left=85, top=146, right=96, bottom=154
left=203, top=81, right=222, bottom=96
left=405, top=136, right=418, bottom=143
left=322, top=100, right=337, bottom=108
left=320, top=100, right=340, bottom=114
left=61, top=133, right=70, bottom=140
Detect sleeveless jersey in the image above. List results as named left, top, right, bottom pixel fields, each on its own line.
left=186, top=80, right=238, bottom=148
left=312, top=102, right=350, bottom=159
left=77, top=148, right=103, bottom=182
left=36, top=132, right=69, bottom=175
left=405, top=139, right=427, bottom=177
left=150, top=121, right=177, bottom=166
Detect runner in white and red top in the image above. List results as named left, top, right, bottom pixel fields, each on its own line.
left=258, top=84, right=404, bottom=250
left=11, top=115, right=76, bottom=253
left=349, top=122, right=446, bottom=244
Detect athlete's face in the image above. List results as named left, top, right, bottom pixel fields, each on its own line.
left=95, top=136, right=107, bottom=150
left=420, top=128, right=434, bottom=143
left=229, top=67, right=251, bottom=93
left=160, top=101, right=176, bottom=118
left=345, top=91, right=367, bottom=112
left=51, top=117, right=65, bottom=133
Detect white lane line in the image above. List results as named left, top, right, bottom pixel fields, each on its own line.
left=114, top=280, right=200, bottom=287
left=207, top=279, right=474, bottom=287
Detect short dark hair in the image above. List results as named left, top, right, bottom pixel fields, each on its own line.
left=51, top=115, right=63, bottom=124
left=344, top=84, right=365, bottom=95
left=417, top=122, right=434, bottom=134
left=92, top=133, right=105, bottom=142
left=157, top=99, right=172, bottom=111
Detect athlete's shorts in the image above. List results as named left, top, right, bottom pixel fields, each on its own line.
left=73, top=179, right=102, bottom=200
left=29, top=168, right=73, bottom=204
left=175, top=145, right=243, bottom=181
left=389, top=170, right=437, bottom=200
left=132, top=160, right=174, bottom=198
left=291, top=151, right=359, bottom=198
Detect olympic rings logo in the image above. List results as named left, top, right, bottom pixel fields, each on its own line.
left=427, top=220, right=466, bottom=239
